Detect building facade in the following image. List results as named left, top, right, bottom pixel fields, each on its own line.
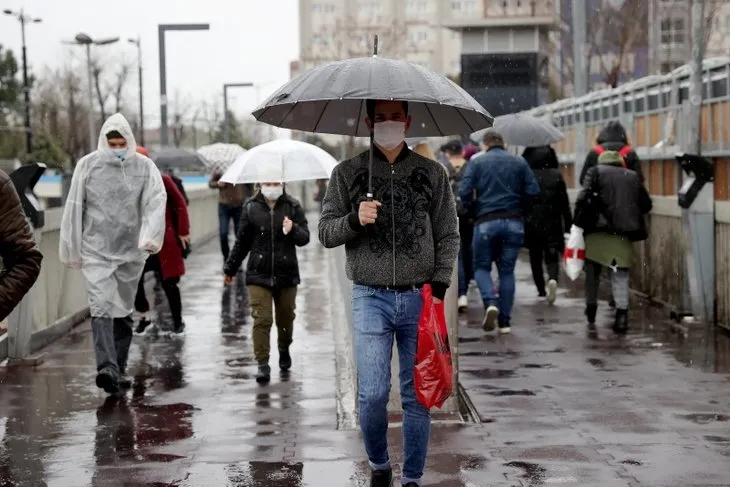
left=298, top=0, right=463, bottom=76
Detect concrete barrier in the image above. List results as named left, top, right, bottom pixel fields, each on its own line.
left=0, top=187, right=219, bottom=362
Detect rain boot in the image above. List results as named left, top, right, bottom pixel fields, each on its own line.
left=585, top=304, right=598, bottom=334
left=256, top=362, right=271, bottom=384
left=613, top=309, right=628, bottom=335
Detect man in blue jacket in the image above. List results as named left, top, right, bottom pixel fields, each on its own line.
left=460, top=129, right=540, bottom=334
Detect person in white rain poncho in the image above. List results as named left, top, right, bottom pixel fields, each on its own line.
left=59, top=113, right=166, bottom=395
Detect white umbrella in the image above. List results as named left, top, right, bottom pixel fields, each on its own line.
left=196, top=143, right=247, bottom=173
left=220, top=139, right=338, bottom=184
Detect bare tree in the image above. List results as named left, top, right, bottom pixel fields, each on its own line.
left=90, top=53, right=134, bottom=122
left=170, top=89, right=193, bottom=148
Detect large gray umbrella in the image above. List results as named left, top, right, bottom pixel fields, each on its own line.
left=151, top=148, right=209, bottom=171
left=473, top=113, right=564, bottom=147
left=252, top=36, right=492, bottom=195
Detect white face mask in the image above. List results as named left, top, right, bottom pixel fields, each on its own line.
left=373, top=121, right=406, bottom=150
left=261, top=185, right=283, bottom=200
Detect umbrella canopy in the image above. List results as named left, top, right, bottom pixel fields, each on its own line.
left=252, top=56, right=492, bottom=138
left=473, top=113, right=564, bottom=147
left=220, top=139, right=338, bottom=185
left=151, top=148, right=209, bottom=171
left=196, top=143, right=246, bottom=173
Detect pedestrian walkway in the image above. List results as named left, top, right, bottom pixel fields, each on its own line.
left=0, top=232, right=729, bottom=486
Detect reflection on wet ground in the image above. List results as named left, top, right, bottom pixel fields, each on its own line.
left=0, top=223, right=729, bottom=485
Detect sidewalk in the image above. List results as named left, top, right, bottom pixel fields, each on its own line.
left=0, top=232, right=728, bottom=486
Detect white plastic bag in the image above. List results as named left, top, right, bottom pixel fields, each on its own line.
left=563, top=225, right=585, bottom=281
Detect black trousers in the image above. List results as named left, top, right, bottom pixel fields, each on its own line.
left=134, top=255, right=183, bottom=326
left=528, top=243, right=561, bottom=294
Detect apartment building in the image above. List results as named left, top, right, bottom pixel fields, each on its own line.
left=298, top=0, right=463, bottom=76
left=649, top=0, right=730, bottom=74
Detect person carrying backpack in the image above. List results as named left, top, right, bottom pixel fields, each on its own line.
left=579, top=121, right=643, bottom=187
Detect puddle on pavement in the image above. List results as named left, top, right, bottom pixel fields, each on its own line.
left=677, top=413, right=730, bottom=424
left=504, top=460, right=547, bottom=483
left=484, top=389, right=536, bottom=397
left=521, top=363, right=554, bottom=369
left=705, top=435, right=730, bottom=442
left=463, top=368, right=516, bottom=379
left=226, top=461, right=305, bottom=485
left=461, top=350, right=520, bottom=358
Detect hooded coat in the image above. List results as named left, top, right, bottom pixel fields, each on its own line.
left=579, top=121, right=643, bottom=186
left=522, top=146, right=572, bottom=249
left=158, top=174, right=190, bottom=279
left=59, top=113, right=167, bottom=318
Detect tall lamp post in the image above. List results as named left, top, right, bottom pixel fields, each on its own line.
left=158, top=23, right=210, bottom=147
left=63, top=33, right=120, bottom=152
left=3, top=9, right=42, bottom=155
left=128, top=36, right=144, bottom=146
left=223, top=82, right=253, bottom=143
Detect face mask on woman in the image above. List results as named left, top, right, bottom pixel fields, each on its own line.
left=261, top=185, right=283, bottom=200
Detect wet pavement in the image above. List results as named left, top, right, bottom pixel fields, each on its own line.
left=0, top=218, right=729, bottom=486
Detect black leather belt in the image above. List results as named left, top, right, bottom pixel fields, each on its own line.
left=366, top=284, right=423, bottom=292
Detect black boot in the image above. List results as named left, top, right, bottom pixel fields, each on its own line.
left=613, top=309, right=628, bottom=335
left=256, top=363, right=271, bottom=384
left=279, top=348, right=292, bottom=372
left=370, top=468, right=392, bottom=487
left=585, top=304, right=598, bottom=333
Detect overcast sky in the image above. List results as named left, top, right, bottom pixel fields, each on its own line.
left=0, top=0, right=299, bottom=127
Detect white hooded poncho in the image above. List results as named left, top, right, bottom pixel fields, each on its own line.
left=59, top=113, right=167, bottom=318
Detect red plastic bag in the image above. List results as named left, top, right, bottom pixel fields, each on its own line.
left=414, top=284, right=454, bottom=409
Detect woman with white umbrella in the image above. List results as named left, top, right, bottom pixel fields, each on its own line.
left=220, top=139, right=336, bottom=384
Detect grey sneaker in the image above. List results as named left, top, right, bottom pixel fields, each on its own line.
left=546, top=279, right=557, bottom=305
left=482, top=305, right=498, bottom=332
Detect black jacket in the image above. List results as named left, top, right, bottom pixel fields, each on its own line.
left=224, top=192, right=310, bottom=288
left=579, top=122, right=644, bottom=186
left=523, top=146, right=572, bottom=249
left=575, top=161, right=653, bottom=242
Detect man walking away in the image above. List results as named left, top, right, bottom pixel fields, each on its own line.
left=440, top=140, right=474, bottom=312
left=575, top=150, right=652, bottom=335
left=0, top=169, right=43, bottom=321
left=522, top=146, right=572, bottom=304
left=223, top=182, right=309, bottom=384
left=460, top=129, right=540, bottom=334
left=209, top=170, right=249, bottom=262
left=60, top=113, right=166, bottom=394
left=319, top=99, right=460, bottom=487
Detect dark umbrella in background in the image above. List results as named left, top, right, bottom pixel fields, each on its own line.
left=150, top=148, right=209, bottom=172
left=252, top=35, right=493, bottom=197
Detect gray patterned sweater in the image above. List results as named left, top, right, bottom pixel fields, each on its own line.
left=318, top=146, right=459, bottom=300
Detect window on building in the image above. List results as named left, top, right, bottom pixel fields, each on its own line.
left=660, top=18, right=686, bottom=45
left=312, top=3, right=335, bottom=13
left=451, top=0, right=477, bottom=15
left=405, top=1, right=430, bottom=19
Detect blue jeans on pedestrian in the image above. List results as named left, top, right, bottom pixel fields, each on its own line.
left=218, top=203, right=243, bottom=261
left=352, top=285, right=430, bottom=486
left=472, top=218, right=524, bottom=325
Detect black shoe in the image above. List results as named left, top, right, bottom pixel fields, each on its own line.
left=613, top=309, right=628, bottom=335
left=134, top=318, right=152, bottom=335
left=279, top=349, right=292, bottom=372
left=608, top=298, right=616, bottom=309
left=95, top=370, right=119, bottom=394
left=585, top=304, right=597, bottom=324
left=172, top=321, right=185, bottom=335
left=118, top=375, right=132, bottom=389
left=256, top=363, right=271, bottom=384
left=370, top=468, right=392, bottom=487
left=537, top=290, right=547, bottom=297
left=403, top=484, right=418, bottom=487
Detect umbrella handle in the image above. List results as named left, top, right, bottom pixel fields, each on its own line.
left=373, top=35, right=378, bottom=57
left=367, top=131, right=374, bottom=200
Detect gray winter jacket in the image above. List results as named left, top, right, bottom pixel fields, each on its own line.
left=318, top=146, right=459, bottom=300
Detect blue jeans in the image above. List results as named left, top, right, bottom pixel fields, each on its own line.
left=472, top=218, right=524, bottom=325
left=352, top=285, right=430, bottom=486
left=218, top=203, right=243, bottom=261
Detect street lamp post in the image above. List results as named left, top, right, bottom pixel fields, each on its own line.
left=223, top=82, right=253, bottom=143
left=128, top=37, right=144, bottom=146
left=63, top=33, right=120, bottom=152
left=3, top=9, right=42, bottom=155
left=158, top=23, right=210, bottom=147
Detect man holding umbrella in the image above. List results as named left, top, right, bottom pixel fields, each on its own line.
left=319, top=99, right=460, bottom=487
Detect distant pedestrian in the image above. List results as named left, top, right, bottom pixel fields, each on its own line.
left=460, top=129, right=540, bottom=334
left=60, top=113, right=166, bottom=395
left=209, top=169, right=249, bottom=262
left=574, top=150, right=652, bottom=335
left=522, top=146, right=572, bottom=304
left=134, top=173, right=191, bottom=336
left=223, top=182, right=310, bottom=384
left=0, top=169, right=43, bottom=321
